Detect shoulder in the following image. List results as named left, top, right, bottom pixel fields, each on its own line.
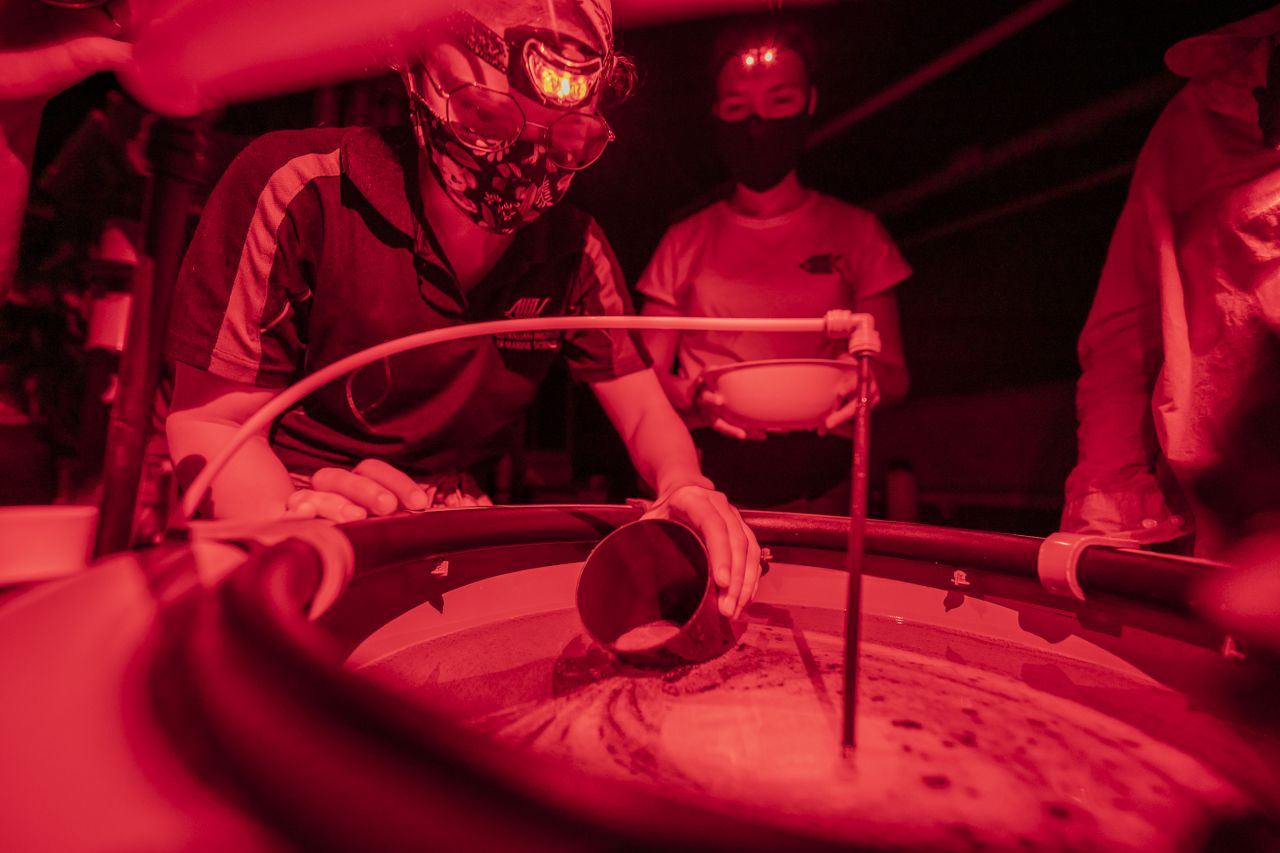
left=214, top=127, right=352, bottom=200
left=809, top=192, right=879, bottom=229
left=809, top=192, right=901, bottom=247
left=660, top=200, right=724, bottom=247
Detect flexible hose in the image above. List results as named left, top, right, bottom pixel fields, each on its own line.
left=181, top=313, right=863, bottom=518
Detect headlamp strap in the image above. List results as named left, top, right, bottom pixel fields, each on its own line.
left=446, top=10, right=508, bottom=75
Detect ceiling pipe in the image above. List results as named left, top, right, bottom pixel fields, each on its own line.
left=898, top=160, right=1134, bottom=249
left=807, top=0, right=1078, bottom=150
left=867, top=74, right=1179, bottom=216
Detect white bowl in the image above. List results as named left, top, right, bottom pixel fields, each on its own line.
left=0, top=505, right=98, bottom=585
left=700, top=358, right=859, bottom=432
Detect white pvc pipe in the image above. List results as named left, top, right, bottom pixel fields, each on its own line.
left=180, top=313, right=861, bottom=519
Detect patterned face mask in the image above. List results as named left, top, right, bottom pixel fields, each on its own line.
left=413, top=94, right=576, bottom=233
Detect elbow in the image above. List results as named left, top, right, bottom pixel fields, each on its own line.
left=878, top=363, right=909, bottom=408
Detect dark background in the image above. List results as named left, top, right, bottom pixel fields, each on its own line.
left=18, top=0, right=1278, bottom=525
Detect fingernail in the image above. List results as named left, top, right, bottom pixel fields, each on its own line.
left=342, top=505, right=366, bottom=521
left=409, top=489, right=428, bottom=510
left=718, top=595, right=731, bottom=616
left=376, top=493, right=396, bottom=514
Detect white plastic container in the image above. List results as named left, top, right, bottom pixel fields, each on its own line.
left=0, top=506, right=98, bottom=585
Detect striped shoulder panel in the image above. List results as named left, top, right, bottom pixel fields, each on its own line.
left=580, top=220, right=628, bottom=316
left=212, top=147, right=342, bottom=375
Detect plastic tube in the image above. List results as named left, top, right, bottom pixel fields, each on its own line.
left=180, top=313, right=853, bottom=519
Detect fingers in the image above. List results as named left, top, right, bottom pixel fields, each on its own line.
left=683, top=494, right=733, bottom=598
left=743, top=524, right=762, bottom=612
left=823, top=376, right=881, bottom=432
left=662, top=486, right=740, bottom=618
left=720, top=501, right=750, bottom=618
left=312, top=467, right=397, bottom=515
left=286, top=488, right=365, bottom=522
left=823, top=398, right=858, bottom=432
left=354, top=459, right=428, bottom=510
left=699, top=389, right=726, bottom=408
left=712, top=417, right=749, bottom=440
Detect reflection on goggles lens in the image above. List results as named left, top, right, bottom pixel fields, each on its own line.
left=449, top=87, right=523, bottom=150
left=442, top=85, right=611, bottom=170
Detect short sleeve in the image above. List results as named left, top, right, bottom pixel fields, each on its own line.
left=562, top=219, right=651, bottom=383
left=634, top=227, right=684, bottom=316
left=166, top=131, right=340, bottom=388
left=848, top=214, right=912, bottom=300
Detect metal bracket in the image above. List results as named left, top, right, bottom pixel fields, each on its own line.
left=1036, top=532, right=1133, bottom=602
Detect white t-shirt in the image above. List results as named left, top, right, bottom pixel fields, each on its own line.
left=636, top=191, right=911, bottom=382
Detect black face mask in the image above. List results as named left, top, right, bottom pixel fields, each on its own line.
left=715, top=113, right=810, bottom=192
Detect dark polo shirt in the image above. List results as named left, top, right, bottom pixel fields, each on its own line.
left=167, top=126, right=647, bottom=478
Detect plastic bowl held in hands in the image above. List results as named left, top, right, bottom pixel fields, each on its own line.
left=576, top=518, right=737, bottom=668
left=700, top=357, right=859, bottom=432
left=0, top=505, right=98, bottom=585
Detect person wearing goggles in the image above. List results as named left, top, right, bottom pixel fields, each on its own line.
left=638, top=15, right=911, bottom=514
left=165, top=0, right=764, bottom=619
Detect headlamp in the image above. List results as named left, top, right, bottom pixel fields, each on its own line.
left=445, top=12, right=609, bottom=110
left=741, top=45, right=780, bottom=69
left=521, top=38, right=602, bottom=108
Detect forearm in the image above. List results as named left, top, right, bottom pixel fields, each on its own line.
left=622, top=404, right=710, bottom=495
left=872, top=358, right=908, bottom=407
left=166, top=411, right=296, bottom=519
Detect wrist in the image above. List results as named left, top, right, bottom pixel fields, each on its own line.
left=656, top=473, right=715, bottom=499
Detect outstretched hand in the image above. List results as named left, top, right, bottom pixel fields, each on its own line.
left=821, top=368, right=880, bottom=434
left=285, top=460, right=491, bottom=521
left=697, top=389, right=767, bottom=441
left=642, top=482, right=761, bottom=619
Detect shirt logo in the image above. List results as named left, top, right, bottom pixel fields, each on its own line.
left=503, top=297, right=551, bottom=319
left=496, top=296, right=560, bottom=351
left=800, top=253, right=841, bottom=275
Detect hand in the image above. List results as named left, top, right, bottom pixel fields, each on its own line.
left=417, top=471, right=495, bottom=509
left=1, top=3, right=132, bottom=103
left=697, top=389, right=767, bottom=441
left=821, top=369, right=880, bottom=434
left=285, top=463, right=493, bottom=521
left=284, top=459, right=431, bottom=521
left=643, top=483, right=761, bottom=619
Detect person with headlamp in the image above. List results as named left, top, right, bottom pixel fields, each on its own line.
left=638, top=16, right=910, bottom=513
left=164, top=0, right=763, bottom=618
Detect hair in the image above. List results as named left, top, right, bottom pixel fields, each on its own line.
left=708, top=12, right=817, bottom=88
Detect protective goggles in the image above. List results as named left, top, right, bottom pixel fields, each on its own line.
left=444, top=10, right=611, bottom=110
left=409, top=64, right=615, bottom=171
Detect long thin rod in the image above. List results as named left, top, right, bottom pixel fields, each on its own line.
left=807, top=0, right=1076, bottom=150
left=842, top=354, right=874, bottom=750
